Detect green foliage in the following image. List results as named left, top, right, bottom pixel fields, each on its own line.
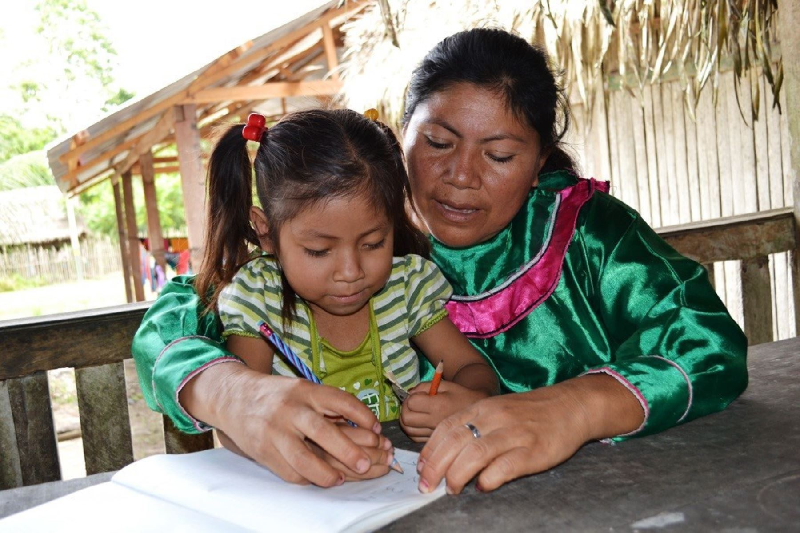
left=0, top=150, right=56, bottom=191
left=103, top=88, right=136, bottom=113
left=0, top=115, right=58, bottom=164
left=78, top=173, right=186, bottom=238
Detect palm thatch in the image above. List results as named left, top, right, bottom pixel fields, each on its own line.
left=339, top=0, right=782, bottom=129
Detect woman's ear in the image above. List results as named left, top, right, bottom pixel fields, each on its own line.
left=249, top=206, right=275, bottom=253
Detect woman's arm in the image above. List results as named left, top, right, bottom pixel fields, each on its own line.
left=416, top=372, right=642, bottom=494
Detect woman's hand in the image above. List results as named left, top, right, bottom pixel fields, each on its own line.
left=180, top=363, right=387, bottom=487
left=399, top=381, right=490, bottom=442
left=309, top=423, right=395, bottom=481
left=416, top=375, right=644, bottom=494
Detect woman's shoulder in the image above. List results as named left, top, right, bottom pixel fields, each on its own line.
left=578, top=187, right=641, bottom=238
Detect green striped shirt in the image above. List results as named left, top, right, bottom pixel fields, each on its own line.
left=218, top=253, right=452, bottom=391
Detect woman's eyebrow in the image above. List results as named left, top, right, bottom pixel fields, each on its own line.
left=426, top=118, right=525, bottom=144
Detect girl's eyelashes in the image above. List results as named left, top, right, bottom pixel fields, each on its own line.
left=303, top=248, right=329, bottom=258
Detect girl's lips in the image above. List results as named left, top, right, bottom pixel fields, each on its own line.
left=434, top=200, right=480, bottom=223
left=330, top=290, right=367, bottom=304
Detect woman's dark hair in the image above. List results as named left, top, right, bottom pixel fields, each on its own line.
left=196, top=108, right=429, bottom=319
left=403, top=28, right=577, bottom=175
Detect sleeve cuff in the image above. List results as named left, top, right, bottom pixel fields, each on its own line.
left=152, top=336, right=244, bottom=434
left=584, top=355, right=692, bottom=440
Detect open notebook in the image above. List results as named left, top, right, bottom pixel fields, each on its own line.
left=2, top=448, right=445, bottom=532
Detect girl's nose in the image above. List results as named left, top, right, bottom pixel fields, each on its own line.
left=333, top=250, right=365, bottom=283
left=442, top=147, right=481, bottom=189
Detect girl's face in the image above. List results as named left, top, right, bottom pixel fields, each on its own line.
left=270, top=193, right=394, bottom=319
left=404, top=82, right=548, bottom=248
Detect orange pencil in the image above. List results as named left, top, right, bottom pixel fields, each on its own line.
left=429, top=361, right=444, bottom=395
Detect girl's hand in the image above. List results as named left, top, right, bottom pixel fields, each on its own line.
left=181, top=363, right=387, bottom=487
left=399, top=381, right=490, bottom=442
left=416, top=375, right=644, bottom=494
left=309, top=423, right=395, bottom=481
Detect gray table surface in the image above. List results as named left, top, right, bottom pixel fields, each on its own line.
left=1, top=338, right=798, bottom=531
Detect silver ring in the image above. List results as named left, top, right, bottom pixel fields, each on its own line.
left=465, top=422, right=481, bottom=439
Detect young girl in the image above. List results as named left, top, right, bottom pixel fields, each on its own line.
left=196, top=108, right=498, bottom=443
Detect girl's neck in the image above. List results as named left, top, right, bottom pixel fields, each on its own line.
left=307, top=302, right=371, bottom=352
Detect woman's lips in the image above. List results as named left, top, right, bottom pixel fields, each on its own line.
left=434, top=199, right=479, bottom=223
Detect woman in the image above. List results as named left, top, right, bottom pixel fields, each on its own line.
left=132, top=28, right=746, bottom=493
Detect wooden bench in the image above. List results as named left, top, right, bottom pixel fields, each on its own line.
left=0, top=303, right=212, bottom=490
left=0, top=208, right=796, bottom=491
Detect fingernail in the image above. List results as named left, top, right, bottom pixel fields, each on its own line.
left=382, top=439, right=393, bottom=450
left=356, top=458, right=370, bottom=473
left=373, top=422, right=382, bottom=434
left=476, top=481, right=484, bottom=492
left=418, top=479, right=429, bottom=493
left=445, top=486, right=454, bottom=495
left=416, top=458, right=425, bottom=473
left=386, top=451, right=394, bottom=466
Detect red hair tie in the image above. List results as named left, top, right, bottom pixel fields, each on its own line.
left=242, top=113, right=267, bottom=142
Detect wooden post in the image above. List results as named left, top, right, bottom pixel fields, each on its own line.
left=174, top=104, right=205, bottom=273
left=122, top=170, right=145, bottom=302
left=778, top=1, right=800, bottom=335
left=740, top=256, right=774, bottom=345
left=112, top=178, right=133, bottom=303
left=140, top=150, right=167, bottom=277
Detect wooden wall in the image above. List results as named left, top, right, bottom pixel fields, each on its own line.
left=568, top=68, right=795, bottom=342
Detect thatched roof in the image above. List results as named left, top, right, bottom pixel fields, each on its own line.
left=340, top=0, right=783, bottom=126
left=0, top=186, right=86, bottom=246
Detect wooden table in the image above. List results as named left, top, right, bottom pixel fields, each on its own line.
left=2, top=338, right=798, bottom=531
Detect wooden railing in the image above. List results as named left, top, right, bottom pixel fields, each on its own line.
left=0, top=208, right=796, bottom=490
left=0, top=303, right=212, bottom=490
left=658, top=207, right=797, bottom=345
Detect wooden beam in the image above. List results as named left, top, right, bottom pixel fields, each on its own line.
left=112, top=179, right=133, bottom=303
left=321, top=20, right=339, bottom=80
left=740, top=255, right=774, bottom=345
left=115, top=111, right=175, bottom=176
left=58, top=1, right=366, bottom=168
left=122, top=171, right=145, bottom=302
left=174, top=104, right=206, bottom=272
left=185, top=80, right=342, bottom=104
left=141, top=151, right=167, bottom=275
left=64, top=135, right=141, bottom=190
left=657, top=208, right=796, bottom=264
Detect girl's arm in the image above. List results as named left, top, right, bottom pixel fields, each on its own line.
left=400, top=319, right=499, bottom=442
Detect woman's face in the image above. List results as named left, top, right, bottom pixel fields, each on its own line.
left=404, top=82, right=547, bottom=248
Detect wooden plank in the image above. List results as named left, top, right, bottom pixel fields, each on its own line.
left=765, top=69, right=785, bottom=209
left=163, top=418, right=214, bottom=455
left=321, top=21, right=339, bottom=80
left=682, top=87, right=702, bottom=221
left=185, top=79, right=342, bottom=105
left=738, top=75, right=759, bottom=215
left=114, top=111, right=175, bottom=176
left=630, top=94, right=652, bottom=221
left=174, top=104, right=206, bottom=272
left=141, top=151, right=167, bottom=274
left=740, top=256, right=774, bottom=345
left=0, top=303, right=150, bottom=381
left=696, top=87, right=721, bottom=219
left=122, top=171, right=145, bottom=302
left=1, top=373, right=60, bottom=488
left=112, top=179, right=133, bottom=303
left=586, top=84, right=612, bottom=183
left=670, top=82, right=692, bottom=221
left=642, top=85, right=662, bottom=227
left=615, top=90, right=640, bottom=212
left=652, top=83, right=672, bottom=225
left=658, top=207, right=795, bottom=264
left=64, top=135, right=140, bottom=191
left=716, top=73, right=735, bottom=218
left=0, top=380, right=23, bottom=489
left=606, top=91, right=622, bottom=201
left=75, top=363, right=134, bottom=475
left=703, top=263, right=716, bottom=288
left=660, top=82, right=680, bottom=225
left=753, top=72, right=772, bottom=212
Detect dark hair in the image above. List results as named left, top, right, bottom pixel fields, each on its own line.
left=196, top=108, right=430, bottom=318
left=403, top=28, right=577, bottom=175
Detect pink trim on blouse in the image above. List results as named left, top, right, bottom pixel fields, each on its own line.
left=445, top=178, right=609, bottom=338
left=175, top=357, right=244, bottom=432
left=585, top=367, right=650, bottom=437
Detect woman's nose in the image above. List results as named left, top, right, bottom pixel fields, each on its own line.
left=333, top=250, right=365, bottom=283
left=442, top=147, right=481, bottom=189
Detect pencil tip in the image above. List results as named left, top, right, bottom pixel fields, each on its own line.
left=390, top=459, right=405, bottom=474
left=435, top=360, right=444, bottom=372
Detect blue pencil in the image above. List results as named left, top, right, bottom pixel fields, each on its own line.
left=258, top=322, right=404, bottom=474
